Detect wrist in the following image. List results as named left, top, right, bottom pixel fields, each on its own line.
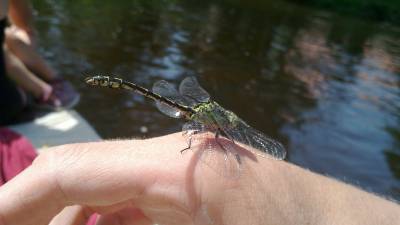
left=202, top=157, right=327, bottom=225
left=192, top=147, right=293, bottom=225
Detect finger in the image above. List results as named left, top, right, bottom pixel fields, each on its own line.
left=0, top=163, right=65, bottom=225
left=95, top=207, right=152, bottom=225
left=49, top=205, right=92, bottom=225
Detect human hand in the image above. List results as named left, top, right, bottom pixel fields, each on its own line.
left=1, top=132, right=398, bottom=225
left=0, top=132, right=276, bottom=225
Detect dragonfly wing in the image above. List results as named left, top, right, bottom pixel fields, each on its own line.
left=179, top=77, right=210, bottom=105
left=182, top=121, right=205, bottom=133
left=152, top=80, right=194, bottom=118
left=216, top=112, right=286, bottom=160
left=183, top=120, right=241, bottom=179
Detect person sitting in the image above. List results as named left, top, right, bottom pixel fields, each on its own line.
left=4, top=23, right=80, bottom=110
left=3, top=0, right=79, bottom=111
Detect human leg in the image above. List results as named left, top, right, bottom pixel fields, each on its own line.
left=5, top=25, right=57, bottom=82
left=5, top=26, right=80, bottom=109
left=4, top=46, right=52, bottom=100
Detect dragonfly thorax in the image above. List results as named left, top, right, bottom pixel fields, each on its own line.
left=189, top=101, right=239, bottom=128
left=189, top=101, right=217, bottom=122
left=193, top=101, right=215, bottom=111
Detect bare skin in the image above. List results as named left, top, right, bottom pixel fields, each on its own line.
left=8, top=0, right=35, bottom=40
left=0, top=132, right=398, bottom=225
left=5, top=25, right=58, bottom=82
left=4, top=46, right=51, bottom=99
left=2, top=0, right=59, bottom=100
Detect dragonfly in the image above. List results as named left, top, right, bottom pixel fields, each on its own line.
left=85, top=76, right=286, bottom=161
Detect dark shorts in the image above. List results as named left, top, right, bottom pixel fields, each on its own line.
left=0, top=18, right=25, bottom=125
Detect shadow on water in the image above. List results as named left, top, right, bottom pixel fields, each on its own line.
left=34, top=0, right=400, bottom=200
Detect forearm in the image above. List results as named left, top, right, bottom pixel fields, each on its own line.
left=8, top=0, right=34, bottom=33
left=232, top=158, right=400, bottom=225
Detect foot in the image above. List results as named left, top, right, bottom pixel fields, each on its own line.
left=34, top=92, right=61, bottom=110
left=49, top=77, right=80, bottom=109
left=34, top=78, right=80, bottom=111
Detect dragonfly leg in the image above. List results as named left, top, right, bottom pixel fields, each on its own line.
left=180, top=135, right=193, bottom=153
left=180, top=130, right=200, bottom=153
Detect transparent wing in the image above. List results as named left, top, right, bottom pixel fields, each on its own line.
left=216, top=111, right=286, bottom=160
left=182, top=121, right=241, bottom=179
left=182, top=121, right=205, bottom=134
left=152, top=80, right=194, bottom=118
left=179, top=77, right=210, bottom=106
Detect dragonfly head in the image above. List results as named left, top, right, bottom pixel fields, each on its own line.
left=85, top=76, right=112, bottom=87
left=85, top=76, right=100, bottom=86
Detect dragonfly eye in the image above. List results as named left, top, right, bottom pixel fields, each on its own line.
left=85, top=77, right=96, bottom=86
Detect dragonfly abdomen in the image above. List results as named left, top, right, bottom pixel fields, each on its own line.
left=85, top=76, right=195, bottom=118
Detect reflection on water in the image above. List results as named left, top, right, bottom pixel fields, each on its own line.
left=34, top=0, right=400, bottom=199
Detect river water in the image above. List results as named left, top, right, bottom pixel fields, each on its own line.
left=34, top=0, right=400, bottom=200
